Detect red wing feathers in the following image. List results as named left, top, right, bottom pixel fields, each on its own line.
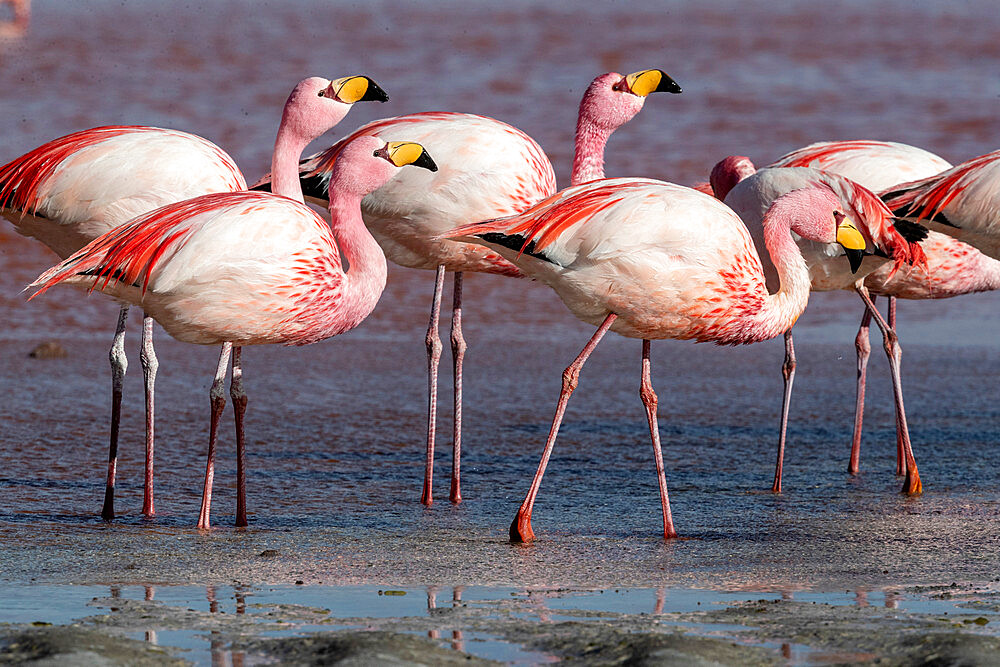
left=30, top=191, right=276, bottom=298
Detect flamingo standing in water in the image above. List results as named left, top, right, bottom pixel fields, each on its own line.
left=29, top=135, right=437, bottom=528
left=722, top=166, right=927, bottom=495
left=253, top=69, right=681, bottom=505
left=0, top=75, right=387, bottom=520
left=446, top=177, right=870, bottom=541
left=709, top=142, right=964, bottom=483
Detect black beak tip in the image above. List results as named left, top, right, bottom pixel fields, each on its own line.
left=363, top=80, right=390, bottom=103
left=415, top=152, right=438, bottom=172
left=846, top=248, right=865, bottom=274
left=657, top=72, right=683, bottom=94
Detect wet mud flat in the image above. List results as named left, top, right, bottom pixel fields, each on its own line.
left=4, top=583, right=1000, bottom=665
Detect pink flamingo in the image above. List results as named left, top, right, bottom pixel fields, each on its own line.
left=0, top=75, right=388, bottom=520
left=445, top=177, right=871, bottom=541
left=29, top=135, right=437, bottom=529
left=253, top=69, right=681, bottom=505
left=710, top=141, right=958, bottom=483
left=722, top=165, right=927, bottom=495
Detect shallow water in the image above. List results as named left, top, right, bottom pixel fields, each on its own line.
left=5, top=583, right=999, bottom=665
left=2, top=0, right=1000, bottom=663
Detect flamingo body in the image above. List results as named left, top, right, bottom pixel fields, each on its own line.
left=32, top=189, right=381, bottom=346
left=455, top=179, right=781, bottom=343
left=769, top=140, right=952, bottom=193
left=0, top=126, right=246, bottom=258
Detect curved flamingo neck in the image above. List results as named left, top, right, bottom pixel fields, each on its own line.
left=326, top=188, right=388, bottom=333
left=571, top=116, right=613, bottom=186
left=271, top=131, right=311, bottom=202
left=750, top=203, right=813, bottom=341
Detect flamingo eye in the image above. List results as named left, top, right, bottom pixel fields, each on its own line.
left=318, top=90, right=326, bottom=97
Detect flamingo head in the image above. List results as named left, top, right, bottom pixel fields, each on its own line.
left=281, top=76, right=389, bottom=145
left=771, top=185, right=869, bottom=273
left=331, top=135, right=437, bottom=197
left=710, top=156, right=757, bottom=201
left=580, top=69, right=681, bottom=132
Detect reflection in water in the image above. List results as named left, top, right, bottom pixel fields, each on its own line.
left=425, top=585, right=466, bottom=651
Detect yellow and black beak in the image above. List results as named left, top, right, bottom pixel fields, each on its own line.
left=328, top=75, right=389, bottom=104
left=376, top=141, right=438, bottom=172
left=835, top=213, right=867, bottom=274
left=619, top=69, right=682, bottom=97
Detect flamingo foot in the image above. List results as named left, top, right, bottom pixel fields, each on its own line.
left=509, top=513, right=535, bottom=543
left=902, top=465, right=922, bottom=495
left=771, top=479, right=782, bottom=494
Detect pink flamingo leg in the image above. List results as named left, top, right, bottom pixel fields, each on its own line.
left=849, top=302, right=874, bottom=475
left=887, top=296, right=903, bottom=475
left=854, top=285, right=921, bottom=494
left=421, top=264, right=445, bottom=506
left=510, top=313, right=617, bottom=543
left=449, top=271, right=466, bottom=504
left=102, top=305, right=129, bottom=521
left=640, top=340, right=677, bottom=539
left=140, top=313, right=157, bottom=517
left=198, top=342, right=232, bottom=529
left=772, top=329, right=796, bottom=493
left=231, top=346, right=248, bottom=527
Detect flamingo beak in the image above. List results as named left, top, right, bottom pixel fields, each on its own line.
left=376, top=141, right=438, bottom=172
left=619, top=69, right=682, bottom=97
left=328, top=75, right=389, bottom=104
left=836, top=214, right=867, bottom=274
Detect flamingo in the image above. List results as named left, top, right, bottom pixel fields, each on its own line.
left=29, top=135, right=437, bottom=528
left=0, top=75, right=388, bottom=520
left=252, top=69, right=681, bottom=505
left=721, top=165, right=927, bottom=495
left=883, top=150, right=1000, bottom=260
left=776, top=146, right=1000, bottom=475
left=444, top=177, right=870, bottom=541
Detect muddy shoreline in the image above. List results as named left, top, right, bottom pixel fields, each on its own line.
left=4, top=581, right=1000, bottom=665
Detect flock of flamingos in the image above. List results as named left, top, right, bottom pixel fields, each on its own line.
left=1, top=68, right=998, bottom=542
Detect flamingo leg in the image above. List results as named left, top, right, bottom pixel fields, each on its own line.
left=102, top=305, right=129, bottom=521
left=849, top=302, right=874, bottom=475
left=772, top=329, right=796, bottom=493
left=854, top=285, right=920, bottom=495
left=510, top=313, right=617, bottom=543
left=198, top=342, right=232, bottom=529
left=140, top=313, right=158, bottom=517
left=231, top=346, right=248, bottom=527
left=640, top=340, right=677, bottom=539
left=887, top=296, right=903, bottom=475
left=421, top=265, right=445, bottom=506
left=449, top=271, right=466, bottom=504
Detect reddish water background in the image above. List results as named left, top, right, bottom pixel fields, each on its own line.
left=0, top=0, right=999, bottom=594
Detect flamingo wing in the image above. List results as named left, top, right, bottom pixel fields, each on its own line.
left=0, top=126, right=246, bottom=257
left=770, top=140, right=951, bottom=192
left=882, top=150, right=1000, bottom=259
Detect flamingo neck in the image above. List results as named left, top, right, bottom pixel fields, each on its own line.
left=270, top=131, right=311, bottom=202
left=326, top=189, right=388, bottom=333
left=571, top=116, right=613, bottom=186
left=750, top=207, right=813, bottom=341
